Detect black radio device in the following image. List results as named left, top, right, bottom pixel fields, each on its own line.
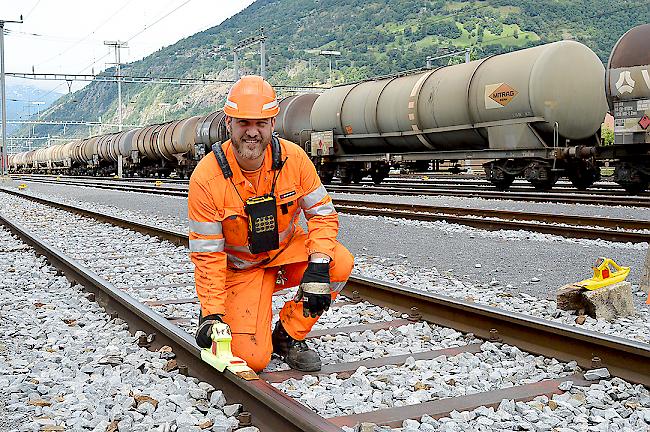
left=212, top=136, right=285, bottom=254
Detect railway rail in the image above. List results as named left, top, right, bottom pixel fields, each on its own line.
left=12, top=173, right=650, bottom=208
left=12, top=172, right=633, bottom=191
left=7, top=177, right=650, bottom=243
left=0, top=188, right=648, bottom=430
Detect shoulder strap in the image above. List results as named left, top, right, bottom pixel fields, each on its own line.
left=211, top=142, right=233, bottom=179
left=271, top=135, right=282, bottom=170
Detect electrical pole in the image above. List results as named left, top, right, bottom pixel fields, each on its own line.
left=232, top=28, right=267, bottom=80
left=260, top=29, right=266, bottom=79
left=104, top=41, right=127, bottom=179
left=0, top=15, right=23, bottom=177
left=319, top=50, right=341, bottom=85
left=233, top=51, right=239, bottom=80
left=104, top=41, right=127, bottom=132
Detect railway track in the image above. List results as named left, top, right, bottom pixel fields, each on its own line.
left=12, top=172, right=630, bottom=192
left=12, top=173, right=650, bottom=208
left=7, top=178, right=650, bottom=243
left=0, top=188, right=648, bottom=430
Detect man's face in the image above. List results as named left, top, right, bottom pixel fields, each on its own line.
left=227, top=116, right=276, bottom=161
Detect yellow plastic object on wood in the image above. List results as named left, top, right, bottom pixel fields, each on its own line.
left=574, top=257, right=630, bottom=291
left=200, top=322, right=258, bottom=380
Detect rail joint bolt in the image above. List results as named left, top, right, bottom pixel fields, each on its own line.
left=408, top=307, right=422, bottom=322
left=591, top=356, right=603, bottom=369
left=238, top=412, right=252, bottom=426
left=489, top=328, right=502, bottom=342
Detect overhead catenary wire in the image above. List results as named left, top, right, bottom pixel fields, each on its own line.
left=23, top=0, right=42, bottom=20
left=7, top=30, right=100, bottom=44
left=125, top=0, right=193, bottom=43
left=28, top=0, right=194, bottom=102
left=6, top=72, right=328, bottom=90
left=34, top=0, right=138, bottom=67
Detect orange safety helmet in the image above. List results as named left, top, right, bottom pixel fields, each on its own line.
left=223, top=75, right=279, bottom=119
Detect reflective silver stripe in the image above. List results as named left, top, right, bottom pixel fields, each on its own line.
left=225, top=244, right=251, bottom=254
left=189, top=239, right=225, bottom=253
left=262, top=99, right=278, bottom=111
left=300, top=185, right=328, bottom=210
left=331, top=281, right=347, bottom=293
left=305, top=201, right=336, bottom=217
left=227, top=254, right=263, bottom=269
left=189, top=219, right=222, bottom=236
left=278, top=218, right=296, bottom=242
left=225, top=99, right=238, bottom=109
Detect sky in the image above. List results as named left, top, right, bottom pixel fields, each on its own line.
left=2, top=0, right=256, bottom=94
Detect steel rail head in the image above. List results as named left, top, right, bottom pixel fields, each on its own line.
left=0, top=187, right=188, bottom=247
left=342, top=275, right=650, bottom=387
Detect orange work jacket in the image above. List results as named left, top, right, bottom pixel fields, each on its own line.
left=188, top=138, right=339, bottom=316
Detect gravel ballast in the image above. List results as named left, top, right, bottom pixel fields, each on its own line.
left=9, top=183, right=650, bottom=297
left=0, top=226, right=248, bottom=432
left=1, top=186, right=650, bottom=432
left=2, top=189, right=649, bottom=345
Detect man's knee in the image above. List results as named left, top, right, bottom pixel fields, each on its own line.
left=231, top=334, right=272, bottom=373
left=331, top=244, right=354, bottom=281
left=243, top=352, right=272, bottom=373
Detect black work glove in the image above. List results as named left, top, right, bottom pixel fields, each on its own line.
left=195, top=314, right=224, bottom=348
left=294, top=262, right=331, bottom=318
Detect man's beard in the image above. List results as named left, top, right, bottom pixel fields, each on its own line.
left=231, top=135, right=270, bottom=160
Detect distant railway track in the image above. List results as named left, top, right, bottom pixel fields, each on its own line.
left=325, top=184, right=650, bottom=208
left=0, top=188, right=648, bottom=431
left=12, top=174, right=650, bottom=208
left=7, top=177, right=650, bottom=243
left=12, top=172, right=633, bottom=193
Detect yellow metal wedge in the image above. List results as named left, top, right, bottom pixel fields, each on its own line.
left=575, top=257, right=630, bottom=291
left=200, top=322, right=258, bottom=380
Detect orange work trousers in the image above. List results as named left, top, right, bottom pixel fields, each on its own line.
left=219, top=241, right=354, bottom=372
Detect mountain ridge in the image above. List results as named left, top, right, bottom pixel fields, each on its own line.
left=11, top=0, right=649, bottom=148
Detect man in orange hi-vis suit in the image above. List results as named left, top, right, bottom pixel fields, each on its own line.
left=189, top=75, right=354, bottom=372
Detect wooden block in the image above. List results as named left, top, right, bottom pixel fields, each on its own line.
left=641, top=247, right=650, bottom=295
left=556, top=283, right=586, bottom=311
left=582, top=281, right=636, bottom=321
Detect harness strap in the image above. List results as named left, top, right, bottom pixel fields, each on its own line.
left=211, top=142, right=233, bottom=179
left=271, top=135, right=282, bottom=170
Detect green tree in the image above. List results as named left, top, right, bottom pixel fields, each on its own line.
left=602, top=127, right=614, bottom=146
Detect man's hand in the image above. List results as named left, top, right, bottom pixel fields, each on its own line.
left=294, top=262, right=331, bottom=318
left=195, top=314, right=225, bottom=348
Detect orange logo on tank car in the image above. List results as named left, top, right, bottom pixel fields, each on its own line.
left=489, top=83, right=519, bottom=107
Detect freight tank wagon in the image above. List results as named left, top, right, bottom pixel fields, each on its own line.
left=304, top=40, right=609, bottom=190
left=605, top=24, right=650, bottom=194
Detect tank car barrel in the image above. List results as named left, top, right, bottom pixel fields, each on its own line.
left=311, top=41, right=607, bottom=155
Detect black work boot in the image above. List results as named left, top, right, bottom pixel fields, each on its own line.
left=272, top=321, right=321, bottom=372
